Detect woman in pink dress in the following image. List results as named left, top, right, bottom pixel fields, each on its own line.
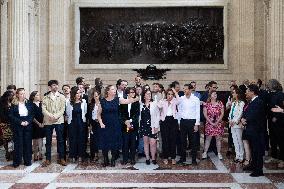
left=202, top=91, right=224, bottom=160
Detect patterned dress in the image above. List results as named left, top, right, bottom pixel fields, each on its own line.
left=204, top=101, right=224, bottom=136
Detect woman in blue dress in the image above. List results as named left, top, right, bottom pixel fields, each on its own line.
left=97, top=85, right=139, bottom=167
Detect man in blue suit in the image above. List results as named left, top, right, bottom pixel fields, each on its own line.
left=241, top=84, right=266, bottom=177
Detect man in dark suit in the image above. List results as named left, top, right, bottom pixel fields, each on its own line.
left=241, top=84, right=266, bottom=177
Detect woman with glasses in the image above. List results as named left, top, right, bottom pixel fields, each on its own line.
left=120, top=87, right=140, bottom=165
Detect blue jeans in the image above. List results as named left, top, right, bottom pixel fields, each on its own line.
left=45, top=124, right=65, bottom=160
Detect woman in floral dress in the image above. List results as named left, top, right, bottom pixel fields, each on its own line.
left=202, top=91, right=224, bottom=160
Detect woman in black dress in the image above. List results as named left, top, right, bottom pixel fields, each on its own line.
left=97, top=85, right=139, bottom=167
left=29, top=91, right=44, bottom=161
left=66, top=87, right=88, bottom=163
left=140, top=89, right=160, bottom=165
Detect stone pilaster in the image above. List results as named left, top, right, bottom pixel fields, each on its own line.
left=48, top=0, right=68, bottom=84
left=0, top=0, right=8, bottom=93
left=266, top=0, right=284, bottom=85
left=8, top=0, right=30, bottom=91
left=238, top=0, right=255, bottom=82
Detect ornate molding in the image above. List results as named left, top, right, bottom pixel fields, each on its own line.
left=32, top=0, right=39, bottom=16
left=263, top=0, right=271, bottom=20
left=0, top=0, right=8, bottom=6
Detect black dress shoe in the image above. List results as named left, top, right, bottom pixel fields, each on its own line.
left=24, top=163, right=32, bottom=166
left=177, top=159, right=185, bottom=165
left=110, top=158, right=115, bottom=167
left=12, top=164, right=19, bottom=168
left=250, top=171, right=264, bottom=177
left=130, top=160, right=136, bottom=165
left=146, top=159, right=150, bottom=165
left=243, top=164, right=253, bottom=171
left=152, top=160, right=157, bottom=165
left=191, top=160, right=198, bottom=166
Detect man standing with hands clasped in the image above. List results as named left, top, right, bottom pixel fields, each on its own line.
left=42, top=80, right=67, bottom=167
left=177, top=84, right=200, bottom=165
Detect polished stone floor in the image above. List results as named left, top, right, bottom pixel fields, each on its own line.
left=0, top=135, right=283, bottom=189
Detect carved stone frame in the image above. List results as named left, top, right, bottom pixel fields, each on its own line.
left=73, top=0, right=229, bottom=70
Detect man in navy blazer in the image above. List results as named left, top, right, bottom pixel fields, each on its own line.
left=241, top=84, right=266, bottom=177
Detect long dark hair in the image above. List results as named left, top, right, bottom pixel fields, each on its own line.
left=0, top=91, right=14, bottom=123
left=89, top=89, right=101, bottom=111
left=141, top=89, right=152, bottom=104
left=29, top=91, right=38, bottom=102
left=70, top=86, right=81, bottom=106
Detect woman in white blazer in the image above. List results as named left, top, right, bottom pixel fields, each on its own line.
left=228, top=88, right=245, bottom=162
left=140, top=89, right=160, bottom=165
left=66, top=87, right=88, bottom=163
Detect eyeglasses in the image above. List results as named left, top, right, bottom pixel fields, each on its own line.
left=129, top=91, right=135, bottom=93
left=212, top=87, right=218, bottom=89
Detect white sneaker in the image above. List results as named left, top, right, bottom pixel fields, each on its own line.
left=202, top=152, right=207, bottom=159
left=218, top=153, right=223, bottom=160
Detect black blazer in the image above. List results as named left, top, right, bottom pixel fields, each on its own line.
left=242, top=97, right=265, bottom=134
left=120, top=101, right=140, bottom=132
left=8, top=100, right=34, bottom=128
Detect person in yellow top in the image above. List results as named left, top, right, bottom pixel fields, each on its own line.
left=41, top=80, right=67, bottom=167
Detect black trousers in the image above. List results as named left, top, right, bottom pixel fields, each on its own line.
left=13, top=124, right=32, bottom=166
left=102, top=149, right=118, bottom=160
left=180, top=119, right=198, bottom=161
left=90, top=120, right=99, bottom=157
left=122, top=131, right=137, bottom=162
left=160, top=116, right=178, bottom=159
left=248, top=132, right=265, bottom=173
left=268, top=119, right=278, bottom=158
left=275, top=120, right=284, bottom=161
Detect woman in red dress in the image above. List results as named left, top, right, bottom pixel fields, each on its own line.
left=202, top=91, right=224, bottom=160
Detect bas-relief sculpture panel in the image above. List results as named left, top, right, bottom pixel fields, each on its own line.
left=73, top=0, right=229, bottom=70
left=47, top=0, right=257, bottom=91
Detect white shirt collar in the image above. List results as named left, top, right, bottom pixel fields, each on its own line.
left=251, top=96, right=258, bottom=102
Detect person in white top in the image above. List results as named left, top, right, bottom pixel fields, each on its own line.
left=65, top=87, right=88, bottom=163
left=9, top=88, right=34, bottom=168
left=177, top=84, right=200, bottom=165
left=228, top=88, right=245, bottom=162
left=158, top=88, right=180, bottom=165
left=89, top=89, right=101, bottom=162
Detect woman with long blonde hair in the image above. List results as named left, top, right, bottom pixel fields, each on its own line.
left=9, top=88, right=34, bottom=168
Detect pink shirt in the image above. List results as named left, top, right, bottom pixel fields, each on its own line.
left=158, top=98, right=179, bottom=121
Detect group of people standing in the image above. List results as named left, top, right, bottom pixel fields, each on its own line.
left=0, top=76, right=283, bottom=178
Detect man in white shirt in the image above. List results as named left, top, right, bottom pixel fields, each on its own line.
left=177, top=84, right=200, bottom=165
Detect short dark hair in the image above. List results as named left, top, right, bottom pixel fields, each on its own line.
left=208, top=81, right=217, bottom=87
left=190, top=81, right=196, bottom=85
left=76, top=77, right=84, bottom=85
left=48, top=80, right=59, bottom=86
left=230, top=84, right=238, bottom=90
left=169, top=81, right=180, bottom=88
left=247, top=84, right=259, bottom=95
left=184, top=84, right=194, bottom=90
left=62, top=84, right=70, bottom=90
left=6, top=85, right=16, bottom=90
left=125, top=87, right=137, bottom=98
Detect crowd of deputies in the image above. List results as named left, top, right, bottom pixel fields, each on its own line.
left=0, top=76, right=284, bottom=177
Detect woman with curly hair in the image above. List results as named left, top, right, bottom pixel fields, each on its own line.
left=0, top=91, right=14, bottom=161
